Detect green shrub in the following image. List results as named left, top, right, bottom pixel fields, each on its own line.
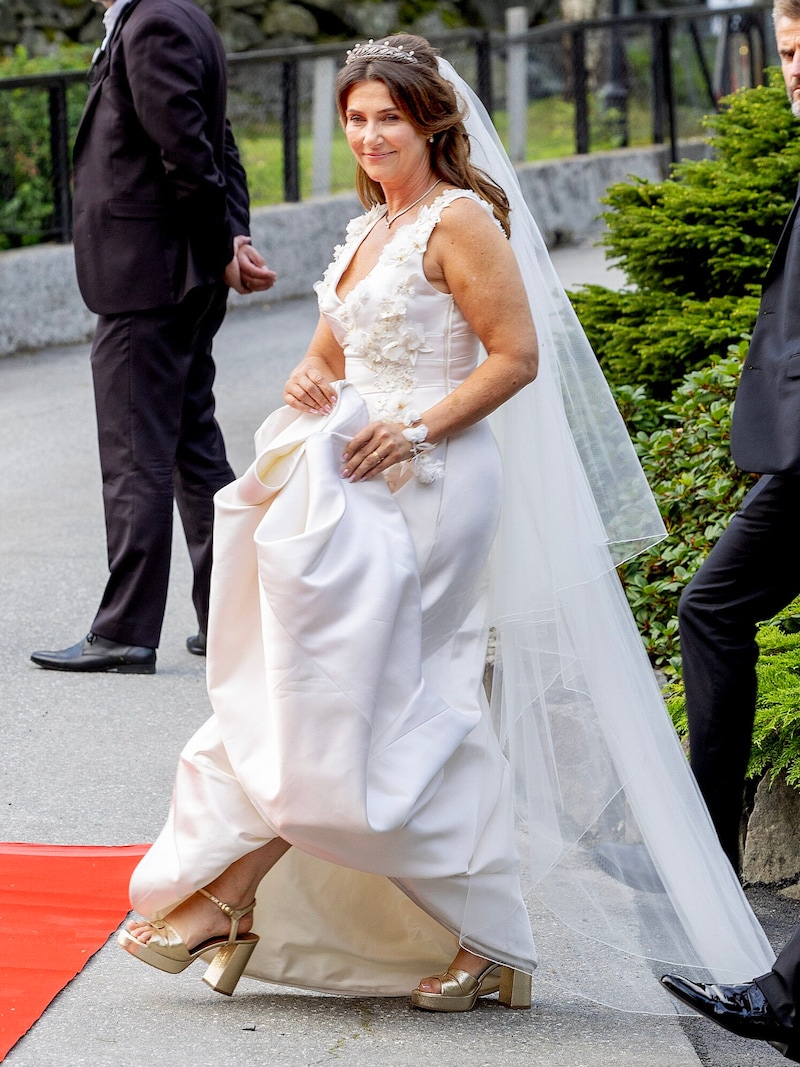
left=570, top=69, right=800, bottom=398
left=575, top=285, right=761, bottom=399
left=623, top=347, right=800, bottom=790
left=0, top=45, right=91, bottom=249
left=585, top=74, right=800, bottom=796
left=617, top=345, right=754, bottom=673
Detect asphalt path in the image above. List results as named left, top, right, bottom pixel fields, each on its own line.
left=1, top=242, right=798, bottom=1066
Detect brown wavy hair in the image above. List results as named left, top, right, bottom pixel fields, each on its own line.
left=336, top=34, right=511, bottom=236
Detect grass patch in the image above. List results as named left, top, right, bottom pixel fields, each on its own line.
left=237, top=95, right=706, bottom=207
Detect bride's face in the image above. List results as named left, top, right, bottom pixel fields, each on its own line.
left=344, top=80, right=430, bottom=187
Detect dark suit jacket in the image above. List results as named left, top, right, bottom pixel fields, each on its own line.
left=730, top=188, right=800, bottom=473
left=72, top=0, right=250, bottom=316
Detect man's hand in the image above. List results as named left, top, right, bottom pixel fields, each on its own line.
left=224, top=235, right=277, bottom=294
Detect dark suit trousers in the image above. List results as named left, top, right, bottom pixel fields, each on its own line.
left=757, top=924, right=800, bottom=1031
left=678, top=473, right=800, bottom=867
left=90, top=284, right=235, bottom=648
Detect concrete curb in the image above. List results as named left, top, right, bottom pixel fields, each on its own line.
left=0, top=142, right=708, bottom=358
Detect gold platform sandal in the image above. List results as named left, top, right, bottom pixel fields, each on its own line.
left=117, top=888, right=259, bottom=996
left=411, top=962, right=532, bottom=1013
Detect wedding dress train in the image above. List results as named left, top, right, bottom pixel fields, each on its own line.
left=130, top=191, right=538, bottom=993
left=130, top=182, right=774, bottom=1007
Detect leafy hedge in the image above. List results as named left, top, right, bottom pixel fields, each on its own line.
left=588, top=73, right=800, bottom=791
left=0, top=45, right=91, bottom=249
left=625, top=354, right=800, bottom=785
left=565, top=71, right=800, bottom=680
left=616, top=347, right=754, bottom=673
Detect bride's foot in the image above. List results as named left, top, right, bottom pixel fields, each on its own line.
left=124, top=887, right=255, bottom=951
left=118, top=888, right=259, bottom=996
left=411, top=949, right=531, bottom=1012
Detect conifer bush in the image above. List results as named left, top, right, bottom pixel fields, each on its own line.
left=667, top=601, right=800, bottom=787
left=571, top=70, right=800, bottom=399
left=590, top=73, right=800, bottom=791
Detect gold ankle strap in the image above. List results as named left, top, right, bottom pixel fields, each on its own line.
left=198, top=888, right=256, bottom=942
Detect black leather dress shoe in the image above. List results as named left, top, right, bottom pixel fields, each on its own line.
left=661, top=974, right=799, bottom=1060
left=186, top=632, right=206, bottom=656
left=30, top=632, right=156, bottom=674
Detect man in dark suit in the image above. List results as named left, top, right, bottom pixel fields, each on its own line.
left=675, top=0, right=800, bottom=869
left=661, top=925, right=800, bottom=1062
left=31, top=0, right=275, bottom=674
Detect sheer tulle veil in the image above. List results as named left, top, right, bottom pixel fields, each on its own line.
left=437, top=57, right=775, bottom=1009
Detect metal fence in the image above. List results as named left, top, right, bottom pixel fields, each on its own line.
left=0, top=2, right=776, bottom=248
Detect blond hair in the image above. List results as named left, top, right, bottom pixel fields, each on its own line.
left=774, top=0, right=800, bottom=22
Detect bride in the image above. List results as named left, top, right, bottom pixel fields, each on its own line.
left=118, top=33, right=774, bottom=1013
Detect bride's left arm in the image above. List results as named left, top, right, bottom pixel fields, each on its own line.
left=417, top=199, right=538, bottom=441
left=342, top=200, right=537, bottom=479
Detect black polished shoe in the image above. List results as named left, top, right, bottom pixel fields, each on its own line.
left=30, top=632, right=156, bottom=674
left=186, top=632, right=206, bottom=656
left=661, top=974, right=798, bottom=1059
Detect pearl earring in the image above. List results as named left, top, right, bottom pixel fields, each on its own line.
left=429, top=135, right=434, bottom=143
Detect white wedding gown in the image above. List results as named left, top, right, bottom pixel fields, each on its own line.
left=130, top=190, right=539, bottom=994
left=130, top=188, right=775, bottom=1006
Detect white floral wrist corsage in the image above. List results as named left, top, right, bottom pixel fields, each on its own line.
left=401, top=421, right=444, bottom=484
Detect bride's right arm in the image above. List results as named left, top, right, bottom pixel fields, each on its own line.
left=283, top=316, right=345, bottom=414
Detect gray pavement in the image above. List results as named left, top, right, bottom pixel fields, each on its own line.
left=2, top=242, right=799, bottom=1066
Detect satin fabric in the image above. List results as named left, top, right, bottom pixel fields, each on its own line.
left=130, top=177, right=775, bottom=1006
left=435, top=60, right=774, bottom=1007
left=130, top=192, right=538, bottom=993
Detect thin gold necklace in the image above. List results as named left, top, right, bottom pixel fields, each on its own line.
left=385, top=178, right=441, bottom=228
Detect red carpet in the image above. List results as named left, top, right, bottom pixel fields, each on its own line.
left=0, top=842, right=148, bottom=1060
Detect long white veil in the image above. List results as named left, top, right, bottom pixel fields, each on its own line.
left=438, top=57, right=776, bottom=1009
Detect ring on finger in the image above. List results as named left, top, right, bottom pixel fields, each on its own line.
left=371, top=451, right=381, bottom=465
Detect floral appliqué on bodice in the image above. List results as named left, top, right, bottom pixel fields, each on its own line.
left=315, top=189, right=496, bottom=483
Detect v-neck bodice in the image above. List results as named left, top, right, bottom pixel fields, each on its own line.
left=314, top=189, right=494, bottom=425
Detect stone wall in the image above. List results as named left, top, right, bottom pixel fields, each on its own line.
left=0, top=0, right=534, bottom=56
left=0, top=142, right=707, bottom=358
left=0, top=0, right=104, bottom=52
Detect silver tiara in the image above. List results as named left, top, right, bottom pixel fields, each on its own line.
left=345, top=40, right=418, bottom=65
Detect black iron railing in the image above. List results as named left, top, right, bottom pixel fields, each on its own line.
left=0, top=4, right=776, bottom=248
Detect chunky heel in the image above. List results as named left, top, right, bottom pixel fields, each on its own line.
left=412, top=959, right=531, bottom=1013
left=498, top=966, right=532, bottom=1009
left=118, top=887, right=258, bottom=996
left=203, top=935, right=259, bottom=996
